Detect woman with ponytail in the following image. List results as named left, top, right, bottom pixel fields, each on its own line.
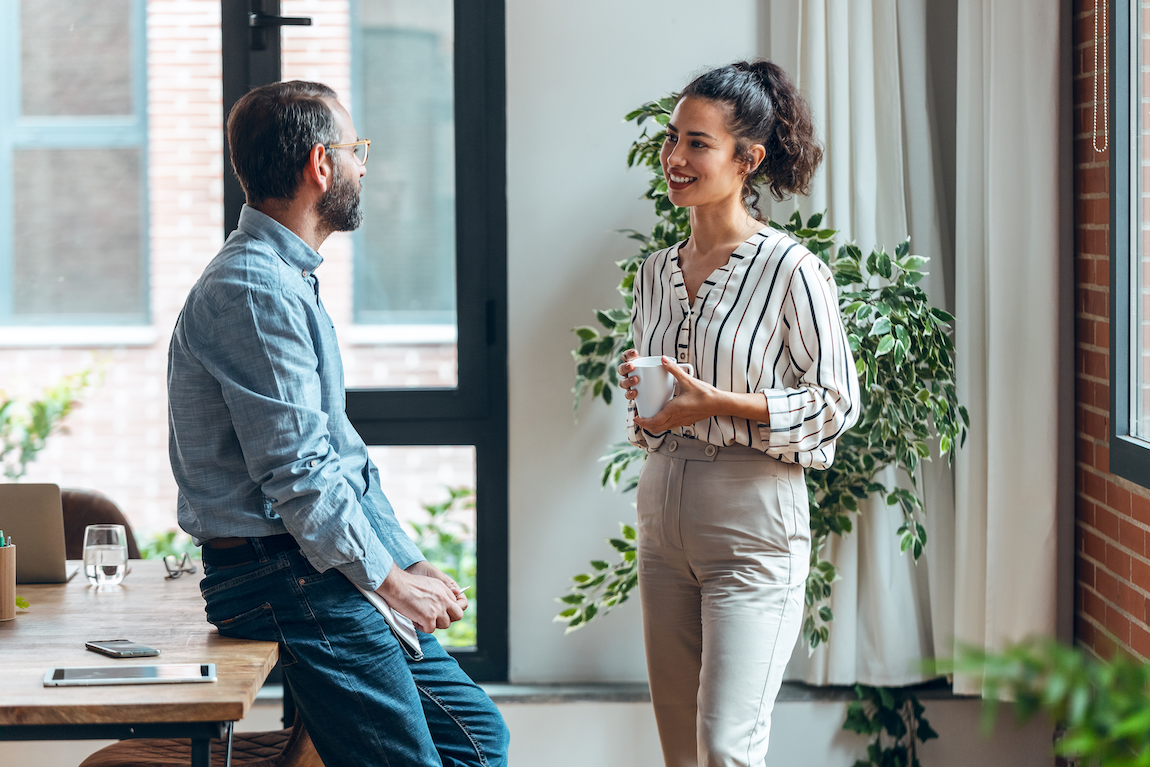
left=618, top=60, right=859, bottom=766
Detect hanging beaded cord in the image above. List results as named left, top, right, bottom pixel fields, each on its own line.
left=1094, top=0, right=1109, bottom=154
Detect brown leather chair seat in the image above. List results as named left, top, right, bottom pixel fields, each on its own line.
left=78, top=713, right=323, bottom=767
left=60, top=488, right=142, bottom=560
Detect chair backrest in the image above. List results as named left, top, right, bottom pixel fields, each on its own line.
left=60, top=488, right=143, bottom=560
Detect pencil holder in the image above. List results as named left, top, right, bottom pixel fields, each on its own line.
left=0, top=544, right=14, bottom=621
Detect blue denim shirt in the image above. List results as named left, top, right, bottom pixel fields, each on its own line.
left=168, top=205, right=423, bottom=590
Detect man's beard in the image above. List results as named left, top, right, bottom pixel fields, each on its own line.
left=316, top=159, right=363, bottom=233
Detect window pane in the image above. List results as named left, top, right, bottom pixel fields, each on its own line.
left=1138, top=1, right=1150, bottom=440
left=367, top=445, right=477, bottom=649
left=281, top=0, right=458, bottom=388
left=11, top=148, right=144, bottom=319
left=357, top=23, right=456, bottom=326
left=20, top=0, right=133, bottom=116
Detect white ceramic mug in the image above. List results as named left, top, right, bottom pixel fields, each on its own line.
left=631, top=356, right=694, bottom=418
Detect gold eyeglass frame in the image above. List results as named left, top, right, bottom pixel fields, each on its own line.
left=326, top=139, right=371, bottom=165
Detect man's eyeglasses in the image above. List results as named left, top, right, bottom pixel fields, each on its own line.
left=326, top=139, right=371, bottom=165
left=163, top=552, right=198, bottom=580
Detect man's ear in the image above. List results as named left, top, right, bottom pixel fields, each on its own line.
left=301, top=142, right=333, bottom=194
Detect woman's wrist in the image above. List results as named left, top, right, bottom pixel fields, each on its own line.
left=712, top=389, right=771, bottom=423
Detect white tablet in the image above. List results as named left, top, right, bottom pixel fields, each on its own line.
left=43, top=663, right=217, bottom=687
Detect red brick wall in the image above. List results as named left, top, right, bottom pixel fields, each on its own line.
left=1074, top=0, right=1150, bottom=659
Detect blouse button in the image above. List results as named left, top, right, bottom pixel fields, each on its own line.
left=678, top=353, right=686, bottom=361
left=704, top=445, right=717, bottom=457
left=668, top=440, right=678, bottom=452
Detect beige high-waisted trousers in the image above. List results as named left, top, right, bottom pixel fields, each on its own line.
left=637, top=437, right=810, bottom=767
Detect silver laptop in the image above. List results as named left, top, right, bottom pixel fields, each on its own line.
left=0, top=483, right=74, bottom=583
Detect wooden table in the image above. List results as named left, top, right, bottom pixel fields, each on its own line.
left=0, top=560, right=278, bottom=766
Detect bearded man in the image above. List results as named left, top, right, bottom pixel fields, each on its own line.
left=167, top=81, right=508, bottom=767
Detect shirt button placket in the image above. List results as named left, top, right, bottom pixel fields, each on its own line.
left=677, top=314, right=691, bottom=363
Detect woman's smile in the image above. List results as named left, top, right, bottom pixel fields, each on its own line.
left=667, top=171, right=698, bottom=189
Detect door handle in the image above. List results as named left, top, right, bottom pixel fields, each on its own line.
left=248, top=11, right=311, bottom=51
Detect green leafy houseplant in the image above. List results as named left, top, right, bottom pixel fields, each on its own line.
left=844, top=685, right=939, bottom=767
left=953, top=638, right=1150, bottom=766
left=558, top=98, right=968, bottom=653
left=139, top=530, right=202, bottom=561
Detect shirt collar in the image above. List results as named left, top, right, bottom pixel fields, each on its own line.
left=237, top=204, right=324, bottom=274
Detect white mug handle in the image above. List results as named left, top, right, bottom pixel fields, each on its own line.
left=672, top=363, right=694, bottom=396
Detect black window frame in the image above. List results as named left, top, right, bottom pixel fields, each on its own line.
left=221, top=0, right=507, bottom=682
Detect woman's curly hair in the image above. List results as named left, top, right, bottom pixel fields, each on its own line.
left=679, top=60, right=823, bottom=217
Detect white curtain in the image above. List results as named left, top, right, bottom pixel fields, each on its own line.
left=951, top=0, right=1061, bottom=694
left=762, top=0, right=1062, bottom=689
left=764, top=0, right=954, bottom=686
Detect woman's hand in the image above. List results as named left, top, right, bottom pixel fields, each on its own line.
left=632, top=356, right=728, bottom=433
left=618, top=349, right=641, bottom=400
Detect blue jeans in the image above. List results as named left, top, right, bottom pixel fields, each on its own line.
left=200, top=541, right=509, bottom=767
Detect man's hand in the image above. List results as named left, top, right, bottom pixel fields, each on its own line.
left=406, top=560, right=469, bottom=612
left=375, top=562, right=465, bottom=633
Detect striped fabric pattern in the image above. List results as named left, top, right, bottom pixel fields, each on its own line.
left=627, top=226, right=860, bottom=469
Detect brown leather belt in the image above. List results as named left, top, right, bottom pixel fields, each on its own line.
left=202, top=533, right=299, bottom=567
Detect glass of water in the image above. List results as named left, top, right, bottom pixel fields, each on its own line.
left=83, top=524, right=128, bottom=587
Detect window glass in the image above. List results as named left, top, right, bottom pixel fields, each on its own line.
left=1136, top=0, right=1150, bottom=440
left=367, top=444, right=477, bottom=649
left=12, top=148, right=144, bottom=319
left=281, top=0, right=458, bottom=388
left=4, top=0, right=146, bottom=326
left=357, top=22, right=456, bottom=327
left=20, top=0, right=133, bottom=116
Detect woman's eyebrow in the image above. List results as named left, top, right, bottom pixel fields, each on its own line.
left=667, top=123, right=714, bottom=140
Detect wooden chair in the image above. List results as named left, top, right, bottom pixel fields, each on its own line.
left=77, top=712, right=324, bottom=767
left=60, top=488, right=142, bottom=560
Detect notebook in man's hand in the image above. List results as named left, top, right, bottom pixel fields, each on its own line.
left=354, top=584, right=424, bottom=660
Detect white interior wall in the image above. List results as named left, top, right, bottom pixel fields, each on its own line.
left=505, top=0, right=759, bottom=685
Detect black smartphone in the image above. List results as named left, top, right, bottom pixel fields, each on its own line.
left=84, top=639, right=161, bottom=659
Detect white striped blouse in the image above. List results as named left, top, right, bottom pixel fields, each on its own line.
left=626, top=226, right=860, bottom=470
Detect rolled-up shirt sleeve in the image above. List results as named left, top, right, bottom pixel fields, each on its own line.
left=195, top=287, right=411, bottom=590
left=759, top=255, right=859, bottom=469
